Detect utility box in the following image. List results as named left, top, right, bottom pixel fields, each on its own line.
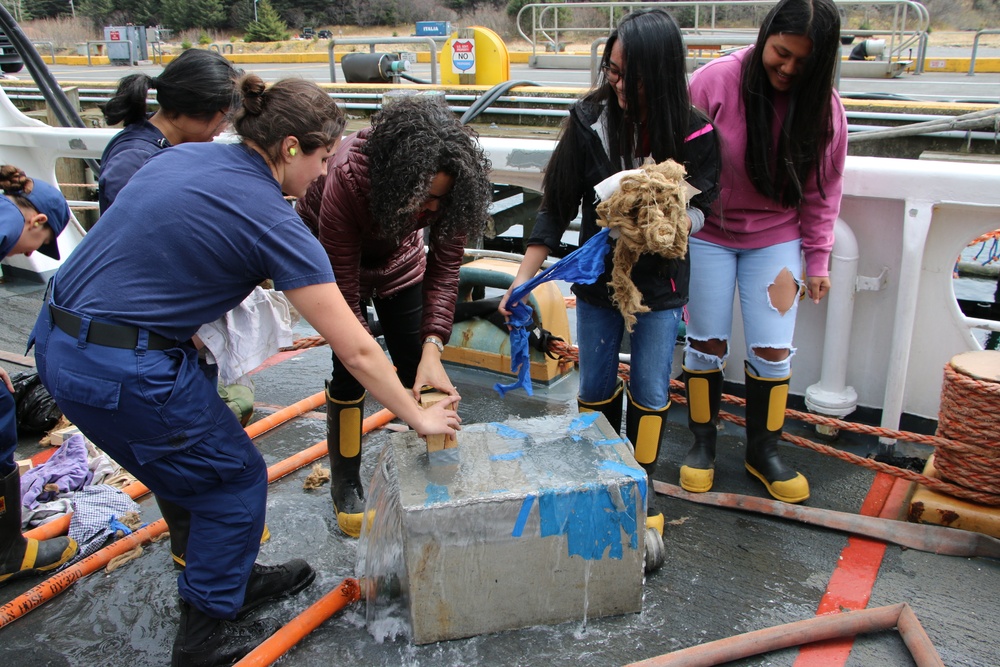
left=358, top=413, right=646, bottom=644
left=103, top=25, right=147, bottom=65
left=415, top=21, right=451, bottom=37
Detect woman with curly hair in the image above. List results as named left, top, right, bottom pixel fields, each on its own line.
left=298, top=94, right=492, bottom=538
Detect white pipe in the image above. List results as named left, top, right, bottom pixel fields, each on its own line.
left=879, top=200, right=935, bottom=445
left=805, top=217, right=859, bottom=418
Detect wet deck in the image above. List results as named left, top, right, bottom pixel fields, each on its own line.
left=2, top=273, right=998, bottom=667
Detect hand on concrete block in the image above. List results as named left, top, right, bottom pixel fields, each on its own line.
left=419, top=388, right=459, bottom=452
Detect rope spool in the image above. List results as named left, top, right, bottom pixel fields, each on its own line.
left=934, top=351, right=1000, bottom=500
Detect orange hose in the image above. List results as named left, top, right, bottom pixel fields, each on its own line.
left=233, top=578, right=362, bottom=667
left=624, top=603, right=944, bottom=667
left=24, top=391, right=326, bottom=542
left=0, top=406, right=394, bottom=630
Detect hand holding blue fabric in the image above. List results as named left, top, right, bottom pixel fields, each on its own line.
left=495, top=228, right=612, bottom=396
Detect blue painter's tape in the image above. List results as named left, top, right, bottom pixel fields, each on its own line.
left=512, top=494, right=535, bottom=537
left=601, top=460, right=647, bottom=506
left=594, top=437, right=627, bottom=447
left=568, top=412, right=600, bottom=432
left=492, top=423, right=531, bottom=440
left=425, top=483, right=450, bottom=506
left=536, top=482, right=639, bottom=560
left=490, top=451, right=525, bottom=461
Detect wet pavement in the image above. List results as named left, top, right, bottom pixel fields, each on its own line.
left=2, top=273, right=999, bottom=667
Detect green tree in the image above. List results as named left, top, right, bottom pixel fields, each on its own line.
left=244, top=0, right=288, bottom=42
left=161, top=0, right=224, bottom=30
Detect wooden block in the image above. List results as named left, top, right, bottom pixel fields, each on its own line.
left=48, top=424, right=82, bottom=446
left=16, top=459, right=33, bottom=475
left=420, top=389, right=459, bottom=452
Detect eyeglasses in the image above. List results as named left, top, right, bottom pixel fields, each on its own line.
left=601, top=63, right=623, bottom=84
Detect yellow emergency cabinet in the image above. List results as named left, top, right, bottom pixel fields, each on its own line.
left=439, top=26, right=510, bottom=86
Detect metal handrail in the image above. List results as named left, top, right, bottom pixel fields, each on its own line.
left=150, top=41, right=164, bottom=65
left=968, top=29, right=1000, bottom=76
left=516, top=0, right=929, bottom=67
left=209, top=43, right=234, bottom=55
left=31, top=40, right=54, bottom=63
left=327, top=37, right=440, bottom=84
left=85, top=40, right=135, bottom=66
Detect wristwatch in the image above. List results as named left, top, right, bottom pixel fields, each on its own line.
left=423, top=335, right=445, bottom=354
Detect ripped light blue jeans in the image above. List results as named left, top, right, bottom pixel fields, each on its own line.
left=684, top=237, right=801, bottom=379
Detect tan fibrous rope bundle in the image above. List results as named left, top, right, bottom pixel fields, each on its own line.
left=934, top=362, right=1000, bottom=499
left=595, top=159, right=689, bottom=331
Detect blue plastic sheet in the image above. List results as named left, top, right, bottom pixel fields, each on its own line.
left=495, top=228, right=612, bottom=396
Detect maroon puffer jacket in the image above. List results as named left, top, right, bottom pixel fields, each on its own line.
left=297, top=129, right=466, bottom=343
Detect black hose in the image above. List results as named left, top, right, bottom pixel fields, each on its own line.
left=398, top=72, right=431, bottom=85
left=459, top=80, right=542, bottom=125
left=0, top=5, right=102, bottom=176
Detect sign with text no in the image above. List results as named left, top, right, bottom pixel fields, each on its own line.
left=451, top=38, right=476, bottom=75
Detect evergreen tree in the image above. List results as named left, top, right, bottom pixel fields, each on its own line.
left=244, top=0, right=288, bottom=42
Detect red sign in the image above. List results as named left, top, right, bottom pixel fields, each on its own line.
left=110, top=30, right=120, bottom=40
left=452, top=41, right=473, bottom=54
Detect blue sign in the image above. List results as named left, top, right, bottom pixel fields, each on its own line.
left=416, top=21, right=450, bottom=37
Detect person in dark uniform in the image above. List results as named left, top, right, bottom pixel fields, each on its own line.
left=297, top=95, right=492, bottom=538
left=98, top=48, right=240, bottom=215
left=30, top=76, right=460, bottom=667
left=97, top=46, right=255, bottom=574
left=0, top=165, right=78, bottom=583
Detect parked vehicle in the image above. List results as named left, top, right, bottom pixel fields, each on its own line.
left=0, top=30, right=23, bottom=73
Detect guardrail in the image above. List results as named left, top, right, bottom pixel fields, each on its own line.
left=968, top=29, right=1000, bottom=76
left=516, top=0, right=929, bottom=71
left=30, top=40, right=55, bottom=63
left=327, top=37, right=440, bottom=84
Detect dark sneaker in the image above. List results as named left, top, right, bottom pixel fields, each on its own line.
left=238, top=559, right=316, bottom=619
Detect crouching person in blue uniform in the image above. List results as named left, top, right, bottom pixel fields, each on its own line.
left=30, top=75, right=461, bottom=667
left=0, top=165, right=78, bottom=583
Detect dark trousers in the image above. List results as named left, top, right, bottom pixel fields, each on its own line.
left=328, top=282, right=423, bottom=401
left=32, top=304, right=265, bottom=620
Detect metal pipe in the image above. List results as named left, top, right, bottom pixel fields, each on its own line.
left=968, top=29, right=1000, bottom=76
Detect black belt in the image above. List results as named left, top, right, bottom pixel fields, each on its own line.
left=49, top=304, right=180, bottom=351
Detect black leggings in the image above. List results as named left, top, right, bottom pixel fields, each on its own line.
left=328, top=282, right=422, bottom=401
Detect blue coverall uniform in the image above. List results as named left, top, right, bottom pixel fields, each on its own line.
left=31, top=141, right=335, bottom=619
left=1, top=200, right=28, bottom=475
left=97, top=119, right=169, bottom=215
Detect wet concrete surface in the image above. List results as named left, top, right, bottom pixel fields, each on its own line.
left=2, top=272, right=999, bottom=667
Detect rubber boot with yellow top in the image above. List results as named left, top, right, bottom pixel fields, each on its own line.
left=680, top=366, right=723, bottom=493
left=326, top=382, right=367, bottom=538
left=625, top=390, right=669, bottom=538
left=743, top=365, right=809, bottom=504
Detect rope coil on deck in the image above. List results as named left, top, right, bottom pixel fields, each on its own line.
left=934, top=360, right=1000, bottom=499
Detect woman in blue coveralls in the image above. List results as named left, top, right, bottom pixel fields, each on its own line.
left=0, top=166, right=77, bottom=583
left=31, top=76, right=460, bottom=667
left=499, top=9, right=720, bottom=537
left=98, top=46, right=251, bottom=574
left=98, top=48, right=240, bottom=214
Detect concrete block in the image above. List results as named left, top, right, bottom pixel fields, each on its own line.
left=361, top=412, right=646, bottom=644
left=48, top=424, right=81, bottom=445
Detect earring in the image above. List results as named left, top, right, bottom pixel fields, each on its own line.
left=289, top=147, right=297, bottom=157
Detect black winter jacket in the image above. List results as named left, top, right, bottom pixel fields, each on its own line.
left=528, top=100, right=720, bottom=311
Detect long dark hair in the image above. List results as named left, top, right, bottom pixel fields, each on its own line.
left=542, top=9, right=696, bottom=213
left=233, top=75, right=345, bottom=164
left=742, top=0, right=841, bottom=207
left=363, top=95, right=492, bottom=244
left=102, top=49, right=241, bottom=127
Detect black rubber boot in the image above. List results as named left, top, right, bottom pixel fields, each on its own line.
left=237, top=559, right=316, bottom=619
left=159, top=497, right=270, bottom=570
left=680, top=366, right=723, bottom=493
left=625, top=389, right=669, bottom=538
left=171, top=600, right=281, bottom=667
left=1, top=467, right=78, bottom=584
left=744, top=365, right=809, bottom=504
left=325, top=382, right=366, bottom=538
left=577, top=380, right=624, bottom=435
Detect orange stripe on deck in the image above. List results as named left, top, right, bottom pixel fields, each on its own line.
left=248, top=347, right=311, bottom=375
left=794, top=473, right=912, bottom=666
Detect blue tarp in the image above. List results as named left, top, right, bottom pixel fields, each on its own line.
left=495, top=228, right=612, bottom=396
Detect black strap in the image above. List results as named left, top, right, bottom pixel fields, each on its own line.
left=49, top=304, right=180, bottom=351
